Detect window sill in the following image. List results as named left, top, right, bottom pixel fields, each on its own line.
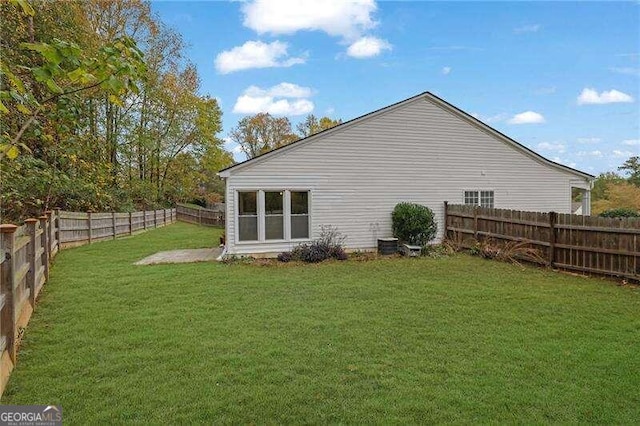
left=235, top=238, right=312, bottom=245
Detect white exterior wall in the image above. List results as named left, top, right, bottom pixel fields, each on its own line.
left=224, top=97, right=590, bottom=256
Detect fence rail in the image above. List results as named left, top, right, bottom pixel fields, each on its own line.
left=0, top=208, right=176, bottom=395
left=176, top=204, right=224, bottom=227
left=444, top=202, right=639, bottom=281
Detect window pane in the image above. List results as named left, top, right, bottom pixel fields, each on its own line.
left=291, top=215, right=309, bottom=239
left=291, top=191, right=309, bottom=214
left=464, top=191, right=478, bottom=206
left=239, top=216, right=258, bottom=241
left=265, top=215, right=284, bottom=240
left=481, top=191, right=494, bottom=208
left=239, top=192, right=257, bottom=215
left=265, top=191, right=283, bottom=214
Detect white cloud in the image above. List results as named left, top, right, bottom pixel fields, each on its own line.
left=622, top=139, right=640, bottom=146
left=242, top=0, right=378, bottom=39
left=215, top=40, right=305, bottom=74
left=577, top=150, right=603, bottom=157
left=577, top=137, right=601, bottom=144
left=242, top=0, right=389, bottom=59
left=610, top=67, right=640, bottom=76
left=514, top=24, right=541, bottom=33
left=245, top=82, right=313, bottom=98
left=346, top=36, right=391, bottom=58
left=441, top=66, right=451, bottom=75
left=576, top=88, right=634, bottom=105
left=613, top=150, right=634, bottom=158
left=508, top=111, right=546, bottom=124
left=537, top=142, right=566, bottom=153
left=232, top=83, right=314, bottom=116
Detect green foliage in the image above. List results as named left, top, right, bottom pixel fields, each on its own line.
left=0, top=0, right=228, bottom=220
left=599, top=208, right=640, bottom=218
left=296, top=114, right=342, bottom=138
left=619, top=156, right=640, bottom=187
left=229, top=113, right=299, bottom=159
left=392, top=202, right=437, bottom=245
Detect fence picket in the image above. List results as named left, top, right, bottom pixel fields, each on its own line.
left=445, top=203, right=639, bottom=281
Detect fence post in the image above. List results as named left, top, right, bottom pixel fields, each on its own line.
left=443, top=201, right=449, bottom=239
left=198, top=209, right=202, bottom=226
left=87, top=211, right=93, bottom=244
left=129, top=212, right=133, bottom=236
left=1, top=224, right=18, bottom=362
left=154, top=210, right=158, bottom=228
left=44, top=211, right=53, bottom=262
left=143, top=209, right=147, bottom=230
left=38, top=216, right=49, bottom=282
left=54, top=208, right=61, bottom=253
left=163, top=209, right=167, bottom=226
left=112, top=212, right=117, bottom=239
left=473, top=206, right=479, bottom=241
left=24, top=219, right=38, bottom=307
left=549, top=211, right=557, bottom=267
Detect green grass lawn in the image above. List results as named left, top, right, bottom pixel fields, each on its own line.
left=2, top=222, right=639, bottom=423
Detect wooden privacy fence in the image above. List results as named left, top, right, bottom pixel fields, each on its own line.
left=444, top=202, right=640, bottom=281
left=176, top=204, right=224, bottom=227
left=60, top=208, right=177, bottom=248
left=0, top=208, right=176, bottom=395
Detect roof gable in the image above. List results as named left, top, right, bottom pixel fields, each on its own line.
left=219, top=92, right=594, bottom=180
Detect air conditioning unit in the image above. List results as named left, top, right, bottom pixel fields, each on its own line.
left=401, top=243, right=422, bottom=257
left=377, top=238, right=398, bottom=255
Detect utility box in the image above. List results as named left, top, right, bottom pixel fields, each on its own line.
left=377, top=238, right=398, bottom=255
left=401, top=243, right=422, bottom=257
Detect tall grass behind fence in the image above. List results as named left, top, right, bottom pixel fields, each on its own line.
left=0, top=208, right=176, bottom=395
left=176, top=204, right=224, bottom=227
left=444, top=202, right=639, bottom=281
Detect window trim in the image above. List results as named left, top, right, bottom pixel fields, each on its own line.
left=235, top=189, right=312, bottom=245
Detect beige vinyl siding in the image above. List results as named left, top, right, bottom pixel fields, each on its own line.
left=225, top=97, right=588, bottom=256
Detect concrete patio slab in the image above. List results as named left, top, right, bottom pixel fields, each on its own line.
left=134, top=247, right=222, bottom=265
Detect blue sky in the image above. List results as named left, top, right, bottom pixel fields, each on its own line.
left=152, top=0, right=640, bottom=175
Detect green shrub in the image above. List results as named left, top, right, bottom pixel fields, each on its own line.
left=392, top=202, right=437, bottom=246
left=599, top=208, right=640, bottom=218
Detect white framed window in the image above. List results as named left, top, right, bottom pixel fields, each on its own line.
left=464, top=190, right=494, bottom=208
left=264, top=191, right=284, bottom=240
left=464, top=190, right=479, bottom=206
left=290, top=191, right=309, bottom=239
left=236, top=189, right=311, bottom=243
left=238, top=191, right=258, bottom=241
left=480, top=191, right=494, bottom=208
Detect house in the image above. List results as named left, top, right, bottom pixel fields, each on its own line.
left=219, top=92, right=594, bottom=257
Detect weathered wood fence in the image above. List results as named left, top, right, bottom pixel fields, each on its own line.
left=0, top=208, right=176, bottom=394
left=176, top=204, right=224, bottom=227
left=444, top=202, right=640, bottom=281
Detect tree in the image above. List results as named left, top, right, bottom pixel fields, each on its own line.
left=0, top=1, right=146, bottom=160
left=229, top=113, right=298, bottom=159
left=296, top=114, right=342, bottom=138
left=619, top=156, right=640, bottom=187
left=0, top=0, right=228, bottom=221
left=591, top=181, right=640, bottom=215
left=591, top=172, right=624, bottom=202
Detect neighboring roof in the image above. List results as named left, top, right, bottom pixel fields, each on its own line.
left=219, top=91, right=595, bottom=180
